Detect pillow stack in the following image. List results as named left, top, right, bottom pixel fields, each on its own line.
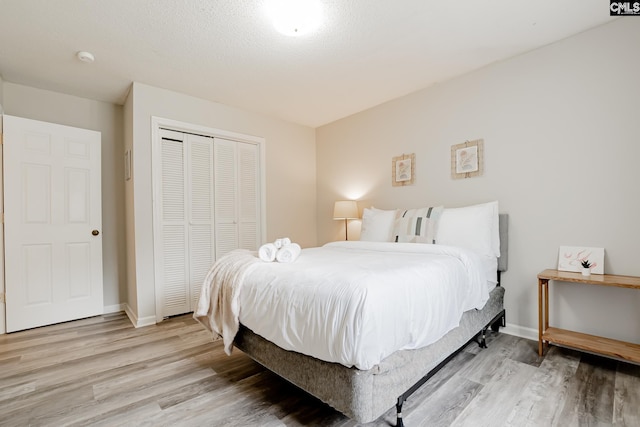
left=359, top=200, right=500, bottom=257
left=359, top=205, right=444, bottom=244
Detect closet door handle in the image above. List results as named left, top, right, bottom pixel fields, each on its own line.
left=92, top=230, right=100, bottom=236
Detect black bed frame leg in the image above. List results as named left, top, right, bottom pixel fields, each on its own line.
left=478, top=309, right=506, bottom=348
left=396, top=397, right=405, bottom=427
left=475, top=327, right=488, bottom=349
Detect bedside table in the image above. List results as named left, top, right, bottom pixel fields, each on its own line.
left=538, top=268, right=640, bottom=363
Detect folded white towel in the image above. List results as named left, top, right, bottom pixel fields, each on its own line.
left=276, top=243, right=301, bottom=263
left=273, top=237, right=291, bottom=249
left=258, top=243, right=277, bottom=262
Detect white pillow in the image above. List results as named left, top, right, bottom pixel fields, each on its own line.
left=436, top=201, right=500, bottom=258
left=360, top=207, right=397, bottom=242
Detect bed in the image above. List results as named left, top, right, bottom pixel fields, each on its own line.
left=195, top=203, right=508, bottom=425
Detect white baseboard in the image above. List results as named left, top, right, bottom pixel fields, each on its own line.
left=123, top=303, right=157, bottom=328
left=0, top=303, right=157, bottom=334
left=501, top=323, right=538, bottom=342
left=136, top=316, right=157, bottom=328
left=123, top=303, right=136, bottom=326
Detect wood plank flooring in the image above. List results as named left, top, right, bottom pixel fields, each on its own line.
left=1, top=312, right=638, bottom=427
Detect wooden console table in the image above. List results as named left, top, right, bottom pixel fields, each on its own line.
left=538, top=269, right=640, bottom=363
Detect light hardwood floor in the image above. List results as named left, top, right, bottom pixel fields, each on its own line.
left=1, top=312, right=638, bottom=427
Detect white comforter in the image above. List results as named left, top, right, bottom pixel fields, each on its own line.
left=236, top=241, right=489, bottom=370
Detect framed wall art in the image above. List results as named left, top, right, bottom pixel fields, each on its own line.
left=392, top=153, right=415, bottom=186
left=557, top=246, right=605, bottom=274
left=451, top=139, right=483, bottom=179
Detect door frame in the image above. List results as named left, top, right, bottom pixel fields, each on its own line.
left=150, top=116, right=266, bottom=323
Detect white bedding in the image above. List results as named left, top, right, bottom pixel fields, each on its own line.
left=237, top=241, right=490, bottom=370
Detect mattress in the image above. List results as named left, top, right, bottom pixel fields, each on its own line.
left=238, top=241, right=491, bottom=370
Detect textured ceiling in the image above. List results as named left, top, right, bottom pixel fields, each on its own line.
left=0, top=1, right=616, bottom=127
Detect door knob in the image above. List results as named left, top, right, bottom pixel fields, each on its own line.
left=92, top=230, right=100, bottom=236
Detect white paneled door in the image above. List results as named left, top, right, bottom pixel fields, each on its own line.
left=3, top=115, right=103, bottom=332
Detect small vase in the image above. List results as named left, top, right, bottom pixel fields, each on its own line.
left=581, top=267, right=591, bottom=276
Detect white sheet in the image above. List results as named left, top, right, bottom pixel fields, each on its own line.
left=238, top=241, right=490, bottom=370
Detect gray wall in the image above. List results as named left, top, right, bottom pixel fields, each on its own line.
left=316, top=19, right=640, bottom=342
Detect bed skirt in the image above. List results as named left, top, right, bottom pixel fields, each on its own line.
left=233, top=285, right=505, bottom=423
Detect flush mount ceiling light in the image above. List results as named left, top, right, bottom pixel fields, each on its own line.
left=265, top=0, right=323, bottom=36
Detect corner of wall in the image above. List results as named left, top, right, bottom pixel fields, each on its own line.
left=123, top=302, right=156, bottom=328
left=123, top=84, right=138, bottom=324
left=0, top=112, right=4, bottom=335
left=0, top=74, right=5, bottom=333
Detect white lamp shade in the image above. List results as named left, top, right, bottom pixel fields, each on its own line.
left=333, top=200, right=359, bottom=219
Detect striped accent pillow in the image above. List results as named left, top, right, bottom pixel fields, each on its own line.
left=393, top=206, right=444, bottom=244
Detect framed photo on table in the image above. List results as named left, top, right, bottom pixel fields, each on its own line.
left=558, top=246, right=605, bottom=274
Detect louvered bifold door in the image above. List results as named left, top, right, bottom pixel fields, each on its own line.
left=213, top=138, right=238, bottom=258
left=159, top=134, right=190, bottom=316
left=237, top=142, right=260, bottom=251
left=158, top=132, right=216, bottom=316
left=186, top=134, right=215, bottom=310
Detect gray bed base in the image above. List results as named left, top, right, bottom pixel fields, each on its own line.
left=234, top=214, right=509, bottom=425
left=235, top=287, right=505, bottom=424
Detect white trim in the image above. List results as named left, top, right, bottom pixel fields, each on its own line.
left=501, top=323, right=538, bottom=342
left=152, top=117, right=265, bottom=145
left=123, top=303, right=136, bottom=326
left=123, top=303, right=157, bottom=328
left=150, top=116, right=267, bottom=324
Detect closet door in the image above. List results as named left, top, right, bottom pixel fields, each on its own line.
left=187, top=135, right=215, bottom=309
left=157, top=131, right=189, bottom=317
left=154, top=130, right=261, bottom=320
left=214, top=138, right=260, bottom=258
left=156, top=131, right=214, bottom=318
left=237, top=142, right=260, bottom=251
left=213, top=139, right=238, bottom=258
